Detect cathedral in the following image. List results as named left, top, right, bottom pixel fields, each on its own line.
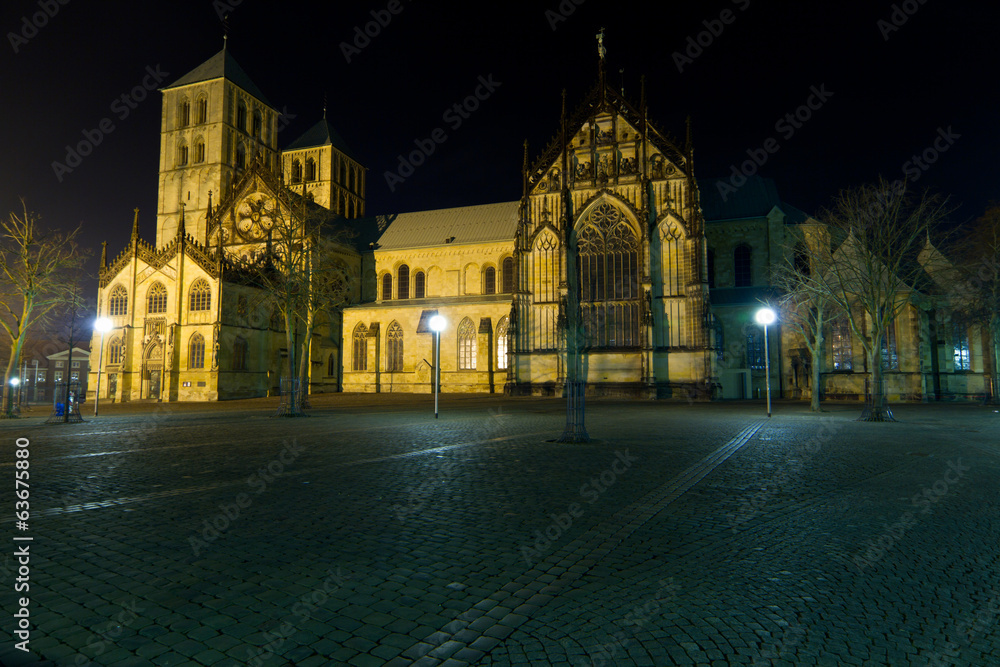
left=86, top=42, right=994, bottom=404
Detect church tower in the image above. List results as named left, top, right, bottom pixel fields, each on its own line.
left=281, top=116, right=366, bottom=218
left=156, top=46, right=280, bottom=246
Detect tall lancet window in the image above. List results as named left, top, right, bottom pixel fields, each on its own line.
left=577, top=202, right=640, bottom=348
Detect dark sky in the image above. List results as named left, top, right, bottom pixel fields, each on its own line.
left=1, top=0, right=996, bottom=271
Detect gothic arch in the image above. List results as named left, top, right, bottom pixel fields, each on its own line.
left=574, top=192, right=642, bottom=237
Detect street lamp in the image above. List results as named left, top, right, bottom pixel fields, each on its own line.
left=93, top=317, right=112, bottom=417
left=429, top=314, right=446, bottom=418
left=755, top=307, right=777, bottom=418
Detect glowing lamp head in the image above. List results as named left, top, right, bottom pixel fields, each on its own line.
left=755, top=307, right=777, bottom=326
left=429, top=315, right=446, bottom=333
left=94, top=317, right=113, bottom=333
left=9, top=377, right=19, bottom=387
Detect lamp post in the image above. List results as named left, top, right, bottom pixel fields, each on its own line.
left=93, top=317, right=112, bottom=417
left=755, top=307, right=777, bottom=418
left=8, top=377, right=19, bottom=416
left=429, top=314, right=446, bottom=418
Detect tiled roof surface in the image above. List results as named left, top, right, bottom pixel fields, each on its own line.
left=165, top=49, right=273, bottom=107
left=373, top=201, right=519, bottom=250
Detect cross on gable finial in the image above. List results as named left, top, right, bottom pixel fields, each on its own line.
left=597, top=28, right=606, bottom=61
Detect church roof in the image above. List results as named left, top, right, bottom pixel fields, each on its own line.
left=373, top=201, right=519, bottom=250
left=698, top=175, right=809, bottom=224
left=164, top=48, right=274, bottom=107
left=285, top=118, right=358, bottom=161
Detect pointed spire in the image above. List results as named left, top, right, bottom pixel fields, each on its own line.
left=206, top=190, right=213, bottom=219
left=131, top=208, right=140, bottom=247
left=322, top=92, right=327, bottom=120
left=521, top=139, right=529, bottom=199
left=177, top=202, right=186, bottom=244
left=560, top=89, right=568, bottom=191
left=100, top=241, right=107, bottom=268
left=596, top=27, right=607, bottom=103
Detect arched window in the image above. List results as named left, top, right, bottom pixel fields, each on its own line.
left=501, top=257, right=514, bottom=293
left=348, top=200, right=355, bottom=219
left=397, top=265, right=409, bottom=300
left=147, top=283, right=167, bottom=314
left=109, top=285, right=128, bottom=316
left=252, top=110, right=262, bottom=139
left=194, top=139, right=205, bottom=163
left=305, top=158, right=317, bottom=181
left=496, top=316, right=509, bottom=370
left=458, top=317, right=477, bottom=370
left=339, top=193, right=346, bottom=215
left=189, top=333, right=206, bottom=369
left=232, top=336, right=248, bottom=371
left=578, top=202, right=640, bottom=347
left=108, top=336, right=124, bottom=365
left=734, top=244, right=752, bottom=287
left=831, top=318, right=852, bottom=371
left=707, top=248, right=716, bottom=288
left=196, top=96, right=207, bottom=124
left=177, top=142, right=189, bottom=167
left=381, top=274, right=392, bottom=301
left=483, top=266, right=496, bottom=295
left=881, top=320, right=899, bottom=371
left=386, top=321, right=403, bottom=372
left=236, top=101, right=247, bottom=133
left=189, top=279, right=211, bottom=311
left=291, top=160, right=302, bottom=183
left=352, top=323, right=367, bottom=371
left=349, top=167, right=356, bottom=192
left=235, top=143, right=246, bottom=170
left=327, top=353, right=335, bottom=376
left=340, top=160, right=347, bottom=184
left=179, top=100, right=190, bottom=127
left=414, top=271, right=426, bottom=299
left=953, top=317, right=971, bottom=371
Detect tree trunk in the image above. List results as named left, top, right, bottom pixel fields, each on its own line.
left=297, top=311, right=314, bottom=410
left=810, top=343, right=822, bottom=412
left=861, top=336, right=894, bottom=421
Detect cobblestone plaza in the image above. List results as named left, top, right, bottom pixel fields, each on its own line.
left=2, top=396, right=998, bottom=666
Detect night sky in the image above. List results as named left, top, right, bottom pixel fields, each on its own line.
left=1, top=0, right=996, bottom=275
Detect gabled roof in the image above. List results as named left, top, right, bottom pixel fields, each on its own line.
left=372, top=202, right=519, bottom=251
left=285, top=118, right=358, bottom=161
left=164, top=48, right=274, bottom=107
left=699, top=175, right=810, bottom=224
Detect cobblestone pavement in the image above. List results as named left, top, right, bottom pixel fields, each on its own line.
left=0, top=396, right=998, bottom=667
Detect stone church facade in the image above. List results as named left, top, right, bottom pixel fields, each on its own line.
left=87, top=44, right=994, bottom=403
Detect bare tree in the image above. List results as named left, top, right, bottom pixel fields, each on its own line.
left=0, top=200, right=85, bottom=416
left=816, top=179, right=949, bottom=421
left=950, top=205, right=1000, bottom=403
left=773, top=231, right=841, bottom=412
left=242, top=188, right=354, bottom=415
